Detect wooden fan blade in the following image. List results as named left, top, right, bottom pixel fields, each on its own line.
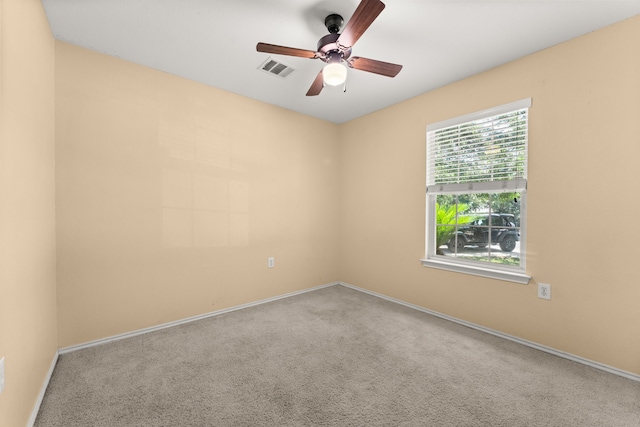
left=306, top=70, right=324, bottom=96
left=349, top=56, right=402, bottom=77
left=337, top=0, right=385, bottom=48
left=256, top=42, right=317, bottom=59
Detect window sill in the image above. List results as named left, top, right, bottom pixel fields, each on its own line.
left=420, top=258, right=530, bottom=284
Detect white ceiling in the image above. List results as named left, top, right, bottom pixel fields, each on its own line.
left=42, top=0, right=640, bottom=124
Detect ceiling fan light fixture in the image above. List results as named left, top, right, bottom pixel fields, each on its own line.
left=323, top=62, right=347, bottom=86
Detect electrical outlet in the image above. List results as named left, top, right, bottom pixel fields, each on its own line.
left=267, top=257, right=275, bottom=268
left=0, top=357, right=5, bottom=393
left=538, top=283, right=551, bottom=300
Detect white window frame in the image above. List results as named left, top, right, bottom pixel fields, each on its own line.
left=421, top=99, right=531, bottom=284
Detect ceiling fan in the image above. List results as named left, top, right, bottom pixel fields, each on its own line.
left=256, top=0, right=403, bottom=96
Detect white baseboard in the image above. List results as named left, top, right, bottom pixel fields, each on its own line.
left=59, top=282, right=339, bottom=355
left=338, top=281, right=640, bottom=383
left=28, top=350, right=59, bottom=427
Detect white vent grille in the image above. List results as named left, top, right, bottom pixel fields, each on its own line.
left=258, top=58, right=295, bottom=78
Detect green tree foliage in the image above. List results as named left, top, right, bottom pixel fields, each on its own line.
left=435, top=203, right=476, bottom=255
left=436, top=192, right=521, bottom=224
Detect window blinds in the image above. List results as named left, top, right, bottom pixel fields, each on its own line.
left=427, top=99, right=530, bottom=194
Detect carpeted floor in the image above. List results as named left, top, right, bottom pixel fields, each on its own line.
left=35, top=285, right=640, bottom=426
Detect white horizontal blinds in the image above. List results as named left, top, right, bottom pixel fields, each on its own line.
left=427, top=99, right=530, bottom=193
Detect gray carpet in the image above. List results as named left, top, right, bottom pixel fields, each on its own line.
left=35, top=285, right=640, bottom=426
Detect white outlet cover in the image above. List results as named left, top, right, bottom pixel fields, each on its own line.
left=538, top=283, right=551, bottom=300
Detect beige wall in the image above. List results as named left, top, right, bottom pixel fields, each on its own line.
left=55, top=42, right=341, bottom=347
left=339, top=15, right=640, bottom=375
left=0, top=0, right=57, bottom=425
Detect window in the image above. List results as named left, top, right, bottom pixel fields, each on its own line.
left=422, top=99, right=531, bottom=284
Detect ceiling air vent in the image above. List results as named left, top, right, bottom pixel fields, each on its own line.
left=259, top=58, right=295, bottom=78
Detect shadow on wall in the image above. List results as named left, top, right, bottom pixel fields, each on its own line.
left=160, top=112, right=250, bottom=248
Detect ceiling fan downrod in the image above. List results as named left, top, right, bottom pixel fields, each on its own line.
left=324, top=14, right=344, bottom=34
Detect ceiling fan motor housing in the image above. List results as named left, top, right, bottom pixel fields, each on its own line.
left=317, top=33, right=352, bottom=62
